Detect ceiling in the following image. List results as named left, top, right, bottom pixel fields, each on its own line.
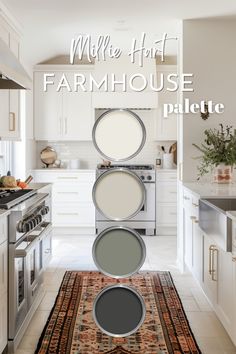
left=2, top=0, right=236, bottom=70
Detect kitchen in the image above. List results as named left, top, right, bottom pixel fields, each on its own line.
left=0, top=1, right=236, bottom=354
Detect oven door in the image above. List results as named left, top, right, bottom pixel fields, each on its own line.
left=34, top=222, right=52, bottom=279
left=8, top=246, right=28, bottom=340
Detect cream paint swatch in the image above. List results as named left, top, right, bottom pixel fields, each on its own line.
left=93, top=110, right=146, bottom=161
left=93, top=228, right=146, bottom=278
left=93, top=170, right=145, bottom=220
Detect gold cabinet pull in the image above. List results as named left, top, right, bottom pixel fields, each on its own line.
left=9, top=112, right=16, bottom=131
left=232, top=257, right=236, bottom=263
left=209, top=245, right=213, bottom=275
left=212, top=247, right=218, bottom=281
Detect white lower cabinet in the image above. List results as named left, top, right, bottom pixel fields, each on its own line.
left=0, top=292, right=7, bottom=354
left=183, top=187, right=236, bottom=345
left=156, top=171, right=177, bottom=235
left=0, top=214, right=8, bottom=353
left=32, top=170, right=96, bottom=230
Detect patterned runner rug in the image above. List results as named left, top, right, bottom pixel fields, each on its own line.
left=35, top=271, right=201, bottom=354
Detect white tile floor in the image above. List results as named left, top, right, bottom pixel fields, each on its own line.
left=15, top=233, right=236, bottom=354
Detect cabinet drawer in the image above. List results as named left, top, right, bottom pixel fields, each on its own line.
left=157, top=204, right=177, bottom=225
left=33, top=171, right=95, bottom=184
left=156, top=182, right=177, bottom=203
left=0, top=241, right=7, bottom=296
left=0, top=217, right=7, bottom=245
left=53, top=183, right=93, bottom=203
left=52, top=203, right=95, bottom=227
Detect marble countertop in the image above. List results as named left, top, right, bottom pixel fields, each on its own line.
left=183, top=182, right=236, bottom=199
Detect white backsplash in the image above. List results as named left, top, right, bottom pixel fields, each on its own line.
left=35, top=111, right=175, bottom=169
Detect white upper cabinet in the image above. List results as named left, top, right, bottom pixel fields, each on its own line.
left=0, top=15, right=21, bottom=140
left=34, top=70, right=93, bottom=141
left=155, top=65, right=177, bottom=141
left=34, top=71, right=63, bottom=141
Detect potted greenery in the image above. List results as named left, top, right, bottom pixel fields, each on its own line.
left=193, top=124, right=236, bottom=183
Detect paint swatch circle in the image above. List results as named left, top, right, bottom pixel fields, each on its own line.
left=92, top=109, right=146, bottom=161
left=92, top=227, right=146, bottom=278
left=93, top=285, right=146, bottom=337
left=93, top=168, right=145, bottom=220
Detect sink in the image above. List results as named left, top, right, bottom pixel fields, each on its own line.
left=199, top=198, right=236, bottom=252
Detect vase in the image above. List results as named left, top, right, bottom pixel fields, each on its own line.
left=213, top=163, right=233, bottom=184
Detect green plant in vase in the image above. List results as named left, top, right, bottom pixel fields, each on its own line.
left=193, top=124, right=236, bottom=183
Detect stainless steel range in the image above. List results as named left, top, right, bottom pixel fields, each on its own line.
left=96, top=164, right=156, bottom=235
left=2, top=190, right=52, bottom=352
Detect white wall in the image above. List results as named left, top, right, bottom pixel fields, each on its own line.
left=181, top=19, right=236, bottom=182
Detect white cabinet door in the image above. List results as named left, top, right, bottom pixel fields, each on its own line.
left=63, top=89, right=93, bottom=140
left=232, top=258, right=236, bottom=345
left=0, top=241, right=7, bottom=296
left=216, top=248, right=233, bottom=332
left=34, top=71, right=94, bottom=141
left=184, top=207, right=193, bottom=271
left=0, top=291, right=7, bottom=354
left=192, top=221, right=203, bottom=282
left=0, top=217, right=7, bottom=245
left=0, top=19, right=21, bottom=140
left=34, top=71, right=63, bottom=140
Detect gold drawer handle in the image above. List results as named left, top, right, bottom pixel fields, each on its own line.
left=9, top=112, right=16, bottom=132
left=192, top=203, right=199, bottom=207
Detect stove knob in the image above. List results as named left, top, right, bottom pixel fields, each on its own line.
left=36, top=215, right=42, bottom=224
left=41, top=206, right=49, bottom=215
left=17, top=221, right=24, bottom=233
left=147, top=175, right=152, bottom=181
left=140, top=175, right=145, bottom=180
left=24, top=222, right=32, bottom=233
left=31, top=218, right=37, bottom=228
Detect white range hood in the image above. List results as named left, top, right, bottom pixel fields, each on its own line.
left=0, top=37, right=32, bottom=89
